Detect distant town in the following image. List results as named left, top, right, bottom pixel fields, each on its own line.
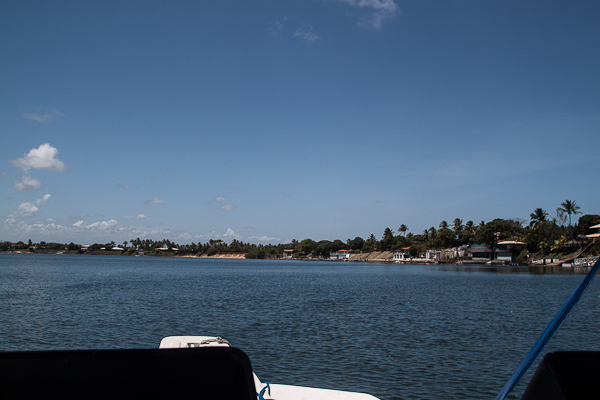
left=3, top=200, right=599, bottom=267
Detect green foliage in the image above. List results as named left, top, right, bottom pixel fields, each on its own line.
left=315, top=240, right=333, bottom=257
left=398, top=224, right=408, bottom=236
left=408, top=245, right=419, bottom=257
left=380, top=227, right=394, bottom=251
left=245, top=249, right=266, bottom=259
left=296, top=238, right=317, bottom=255
left=348, top=237, right=364, bottom=251
left=529, top=208, right=548, bottom=229
left=516, top=249, right=529, bottom=264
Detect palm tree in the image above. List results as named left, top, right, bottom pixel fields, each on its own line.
left=452, top=218, right=464, bottom=233
left=557, top=199, right=582, bottom=242
left=381, top=227, right=394, bottom=250
left=398, top=224, right=408, bottom=237
left=530, top=208, right=548, bottom=230
left=428, top=227, right=437, bottom=239
left=439, top=220, right=448, bottom=231
left=465, top=220, right=474, bottom=234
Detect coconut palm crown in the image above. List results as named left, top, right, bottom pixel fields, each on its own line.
left=530, top=208, right=548, bottom=230
left=557, top=199, right=582, bottom=242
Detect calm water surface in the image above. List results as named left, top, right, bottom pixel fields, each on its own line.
left=1, top=254, right=599, bottom=400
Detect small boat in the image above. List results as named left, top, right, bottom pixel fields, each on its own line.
left=159, top=335, right=380, bottom=400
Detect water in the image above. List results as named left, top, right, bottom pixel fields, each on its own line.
left=1, top=253, right=599, bottom=400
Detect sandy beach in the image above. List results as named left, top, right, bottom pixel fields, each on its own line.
left=182, top=253, right=247, bottom=259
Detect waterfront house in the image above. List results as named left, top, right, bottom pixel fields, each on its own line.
left=586, top=224, right=600, bottom=242
left=471, top=241, right=525, bottom=262
left=425, top=249, right=440, bottom=260
left=282, top=249, right=295, bottom=259
left=393, top=248, right=410, bottom=262
left=329, top=249, right=350, bottom=261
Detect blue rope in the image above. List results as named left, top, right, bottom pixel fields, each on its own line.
left=257, top=382, right=270, bottom=400
left=494, top=256, right=600, bottom=400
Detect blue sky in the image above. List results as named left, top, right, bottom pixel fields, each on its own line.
left=2, top=0, right=599, bottom=245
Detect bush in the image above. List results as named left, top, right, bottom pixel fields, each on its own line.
left=409, top=245, right=419, bottom=257
left=516, top=249, right=529, bottom=264
left=245, top=249, right=266, bottom=259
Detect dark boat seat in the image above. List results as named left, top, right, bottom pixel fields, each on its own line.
left=0, top=347, right=256, bottom=400
left=522, top=351, right=600, bottom=400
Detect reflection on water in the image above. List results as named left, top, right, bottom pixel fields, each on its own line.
left=1, top=254, right=599, bottom=400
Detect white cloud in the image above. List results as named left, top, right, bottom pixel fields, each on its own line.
left=87, top=219, right=118, bottom=230
left=116, top=179, right=131, bottom=189
left=335, top=0, right=399, bottom=29
left=36, top=194, right=51, bottom=204
left=10, top=143, right=66, bottom=172
left=144, top=197, right=165, bottom=204
left=72, top=219, right=118, bottom=230
left=246, top=235, right=281, bottom=244
left=14, top=175, right=42, bottom=192
left=133, top=213, right=148, bottom=219
left=22, top=110, right=61, bottom=123
left=7, top=202, right=40, bottom=218
left=294, top=26, right=320, bottom=42
left=212, top=196, right=236, bottom=210
left=222, top=228, right=243, bottom=241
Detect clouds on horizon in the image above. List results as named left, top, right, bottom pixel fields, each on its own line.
left=73, top=219, right=118, bottom=230
left=1, top=217, right=281, bottom=246
left=5, top=194, right=51, bottom=221
left=6, top=202, right=40, bottom=219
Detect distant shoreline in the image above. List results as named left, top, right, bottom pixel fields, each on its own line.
left=1, top=250, right=249, bottom=259
left=181, top=253, right=246, bottom=259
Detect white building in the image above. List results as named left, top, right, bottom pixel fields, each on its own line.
left=393, top=249, right=410, bottom=262
left=330, top=250, right=350, bottom=261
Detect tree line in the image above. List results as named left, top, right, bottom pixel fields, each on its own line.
left=3, top=200, right=599, bottom=260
